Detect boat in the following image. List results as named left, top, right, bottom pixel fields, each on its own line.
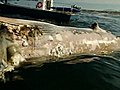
left=0, top=0, right=80, bottom=23
left=51, top=4, right=81, bottom=13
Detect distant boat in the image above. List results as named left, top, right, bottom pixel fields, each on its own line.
left=51, top=4, right=81, bottom=13
left=0, top=0, right=80, bottom=23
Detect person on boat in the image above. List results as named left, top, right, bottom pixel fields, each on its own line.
left=5, top=0, right=7, bottom=3
left=71, top=4, right=81, bottom=10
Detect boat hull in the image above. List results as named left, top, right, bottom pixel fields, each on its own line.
left=0, top=3, right=71, bottom=23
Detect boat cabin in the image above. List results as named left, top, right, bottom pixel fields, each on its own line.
left=0, top=0, right=53, bottom=10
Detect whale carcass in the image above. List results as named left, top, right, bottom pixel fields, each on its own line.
left=0, top=18, right=120, bottom=80
left=17, top=22, right=120, bottom=58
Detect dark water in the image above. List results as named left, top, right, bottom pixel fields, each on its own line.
left=1, top=54, right=120, bottom=90
left=1, top=11, right=120, bottom=90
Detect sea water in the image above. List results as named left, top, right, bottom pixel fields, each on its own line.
left=54, top=0, right=120, bottom=11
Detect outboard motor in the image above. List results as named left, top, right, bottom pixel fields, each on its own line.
left=0, top=0, right=7, bottom=4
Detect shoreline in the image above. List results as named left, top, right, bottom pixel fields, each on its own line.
left=81, top=9, right=120, bottom=15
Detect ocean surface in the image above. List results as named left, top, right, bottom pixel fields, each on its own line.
left=1, top=2, right=120, bottom=90
left=69, top=10, right=120, bottom=36
left=54, top=0, right=120, bottom=11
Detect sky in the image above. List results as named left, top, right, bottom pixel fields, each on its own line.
left=60, top=0, right=120, bottom=4
left=80, top=0, right=120, bottom=4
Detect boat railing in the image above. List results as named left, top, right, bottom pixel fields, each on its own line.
left=51, top=9, right=73, bottom=15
